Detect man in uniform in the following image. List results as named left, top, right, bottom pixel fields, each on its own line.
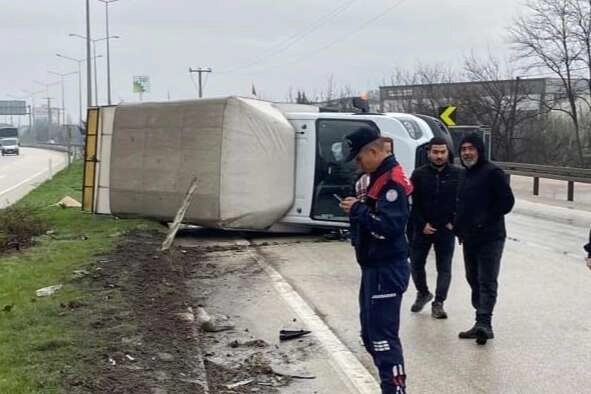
left=409, top=137, right=462, bottom=319
left=455, top=133, right=514, bottom=345
left=339, top=126, right=413, bottom=394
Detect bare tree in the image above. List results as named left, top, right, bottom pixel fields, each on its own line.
left=509, top=0, right=587, bottom=165
left=461, top=53, right=542, bottom=161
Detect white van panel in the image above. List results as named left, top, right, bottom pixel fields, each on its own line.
left=95, top=106, right=116, bottom=214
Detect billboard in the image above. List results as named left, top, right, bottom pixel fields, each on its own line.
left=0, top=100, right=27, bottom=116
left=133, top=76, right=151, bottom=93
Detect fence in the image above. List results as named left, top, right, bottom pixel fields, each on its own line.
left=496, top=162, right=591, bottom=201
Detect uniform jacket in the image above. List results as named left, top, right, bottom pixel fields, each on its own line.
left=350, top=155, right=413, bottom=266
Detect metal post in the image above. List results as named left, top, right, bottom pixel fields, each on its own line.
left=86, top=0, right=92, bottom=108
left=567, top=181, right=574, bottom=201
left=60, top=75, right=65, bottom=125
left=104, top=0, right=114, bottom=105
left=533, top=177, right=539, bottom=196
left=46, top=97, right=52, bottom=126
left=188, top=67, right=212, bottom=98
left=198, top=72, right=203, bottom=98
left=67, top=126, right=72, bottom=166
left=78, top=61, right=82, bottom=122
left=93, top=42, right=98, bottom=106
left=48, top=158, right=53, bottom=180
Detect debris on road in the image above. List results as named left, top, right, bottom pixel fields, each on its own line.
left=35, top=284, right=63, bottom=297
left=279, top=329, right=311, bottom=341
left=56, top=196, right=82, bottom=208
left=196, top=306, right=235, bottom=332
left=224, top=378, right=255, bottom=389
left=71, top=269, right=90, bottom=279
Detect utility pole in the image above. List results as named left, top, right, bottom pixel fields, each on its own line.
left=46, top=97, right=52, bottom=125
left=98, top=0, right=119, bottom=105
left=86, top=0, right=92, bottom=108
left=188, top=67, right=212, bottom=98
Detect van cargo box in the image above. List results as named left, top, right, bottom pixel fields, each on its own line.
left=108, top=97, right=295, bottom=229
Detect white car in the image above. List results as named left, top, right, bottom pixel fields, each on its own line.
left=0, top=138, right=19, bottom=156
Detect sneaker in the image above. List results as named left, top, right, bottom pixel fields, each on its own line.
left=410, top=291, right=433, bottom=313
left=431, top=301, right=448, bottom=319
left=459, top=324, right=494, bottom=340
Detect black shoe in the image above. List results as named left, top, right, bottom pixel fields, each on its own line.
left=410, top=292, right=433, bottom=313
left=431, top=301, right=448, bottom=319
left=475, top=325, right=494, bottom=345
left=458, top=324, right=495, bottom=340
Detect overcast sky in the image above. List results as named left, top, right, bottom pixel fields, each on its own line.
left=1, top=0, right=527, bottom=123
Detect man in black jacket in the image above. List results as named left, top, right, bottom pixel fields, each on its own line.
left=409, top=137, right=462, bottom=319
left=455, top=133, right=514, bottom=345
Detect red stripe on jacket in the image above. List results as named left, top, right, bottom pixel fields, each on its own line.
left=367, top=164, right=413, bottom=200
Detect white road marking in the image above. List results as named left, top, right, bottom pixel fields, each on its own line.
left=249, top=249, right=380, bottom=394
left=0, top=168, right=50, bottom=198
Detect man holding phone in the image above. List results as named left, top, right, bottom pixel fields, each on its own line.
left=339, top=126, right=413, bottom=394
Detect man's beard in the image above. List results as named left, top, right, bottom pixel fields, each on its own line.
left=462, top=158, right=477, bottom=168
left=431, top=160, right=446, bottom=168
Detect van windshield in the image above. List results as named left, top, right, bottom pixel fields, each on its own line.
left=1, top=139, right=17, bottom=145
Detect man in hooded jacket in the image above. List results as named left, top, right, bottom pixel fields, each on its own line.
left=455, top=133, right=514, bottom=345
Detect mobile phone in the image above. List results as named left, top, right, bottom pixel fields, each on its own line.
left=333, top=194, right=343, bottom=202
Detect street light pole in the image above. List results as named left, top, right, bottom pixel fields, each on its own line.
left=98, top=0, right=118, bottom=105
left=57, top=53, right=103, bottom=124
left=86, top=0, right=92, bottom=108
left=70, top=33, right=118, bottom=106
left=49, top=71, right=78, bottom=126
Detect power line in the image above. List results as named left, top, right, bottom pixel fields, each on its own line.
left=225, top=0, right=409, bottom=76
left=216, top=0, right=358, bottom=74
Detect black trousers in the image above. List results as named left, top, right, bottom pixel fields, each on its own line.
left=462, top=239, right=505, bottom=326
left=410, top=227, right=455, bottom=303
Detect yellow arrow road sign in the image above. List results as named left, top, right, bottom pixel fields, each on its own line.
left=440, top=105, right=457, bottom=126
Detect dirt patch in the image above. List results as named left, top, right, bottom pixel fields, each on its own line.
left=61, top=230, right=313, bottom=393
left=63, top=231, right=206, bottom=394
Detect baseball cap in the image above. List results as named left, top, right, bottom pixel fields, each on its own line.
left=344, top=126, right=381, bottom=161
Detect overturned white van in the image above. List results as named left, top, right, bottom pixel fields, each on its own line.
left=83, top=97, right=440, bottom=231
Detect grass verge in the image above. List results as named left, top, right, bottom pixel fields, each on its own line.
left=0, top=161, right=160, bottom=393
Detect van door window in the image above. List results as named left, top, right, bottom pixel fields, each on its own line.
left=312, top=119, right=379, bottom=222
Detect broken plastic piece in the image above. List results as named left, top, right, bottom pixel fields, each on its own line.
left=279, top=329, right=311, bottom=341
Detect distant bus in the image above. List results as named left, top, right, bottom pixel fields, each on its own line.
left=0, top=127, right=18, bottom=139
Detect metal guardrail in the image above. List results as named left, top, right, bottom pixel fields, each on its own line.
left=496, top=161, right=591, bottom=201
left=20, top=142, right=84, bottom=152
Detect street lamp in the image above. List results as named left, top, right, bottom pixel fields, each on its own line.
left=98, top=0, right=119, bottom=105
left=56, top=53, right=103, bottom=123
left=49, top=70, right=78, bottom=126
left=70, top=33, right=120, bottom=106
